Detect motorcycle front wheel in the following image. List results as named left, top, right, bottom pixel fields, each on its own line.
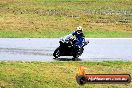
left=53, top=47, right=60, bottom=58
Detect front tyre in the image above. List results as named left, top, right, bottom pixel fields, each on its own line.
left=53, top=47, right=60, bottom=58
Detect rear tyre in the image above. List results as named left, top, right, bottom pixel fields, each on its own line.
left=73, top=45, right=80, bottom=59
left=73, top=47, right=84, bottom=58
left=73, top=52, right=79, bottom=61
left=53, top=47, right=60, bottom=58
left=73, top=53, right=79, bottom=58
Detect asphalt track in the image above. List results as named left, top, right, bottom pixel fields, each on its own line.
left=0, top=38, right=132, bottom=61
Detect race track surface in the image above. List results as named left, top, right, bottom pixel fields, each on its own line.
left=0, top=38, right=132, bottom=61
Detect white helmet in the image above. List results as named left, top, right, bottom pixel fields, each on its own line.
left=76, top=26, right=83, bottom=34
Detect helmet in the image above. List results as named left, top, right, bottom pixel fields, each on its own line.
left=76, top=26, right=83, bottom=34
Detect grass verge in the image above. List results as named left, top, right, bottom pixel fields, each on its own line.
left=0, top=61, right=132, bottom=88
left=0, top=0, right=132, bottom=38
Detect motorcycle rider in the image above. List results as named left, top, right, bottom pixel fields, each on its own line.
left=63, top=26, right=85, bottom=48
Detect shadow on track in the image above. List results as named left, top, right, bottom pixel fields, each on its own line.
left=53, top=58, right=82, bottom=61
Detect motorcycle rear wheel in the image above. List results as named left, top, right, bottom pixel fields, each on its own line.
left=73, top=53, right=79, bottom=58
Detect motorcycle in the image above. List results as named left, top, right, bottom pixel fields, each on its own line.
left=53, top=38, right=89, bottom=60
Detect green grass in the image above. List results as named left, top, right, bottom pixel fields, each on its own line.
left=0, top=0, right=132, bottom=38
left=0, top=31, right=132, bottom=38
left=0, top=61, right=132, bottom=88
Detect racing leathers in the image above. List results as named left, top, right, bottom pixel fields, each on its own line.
left=63, top=31, right=85, bottom=47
